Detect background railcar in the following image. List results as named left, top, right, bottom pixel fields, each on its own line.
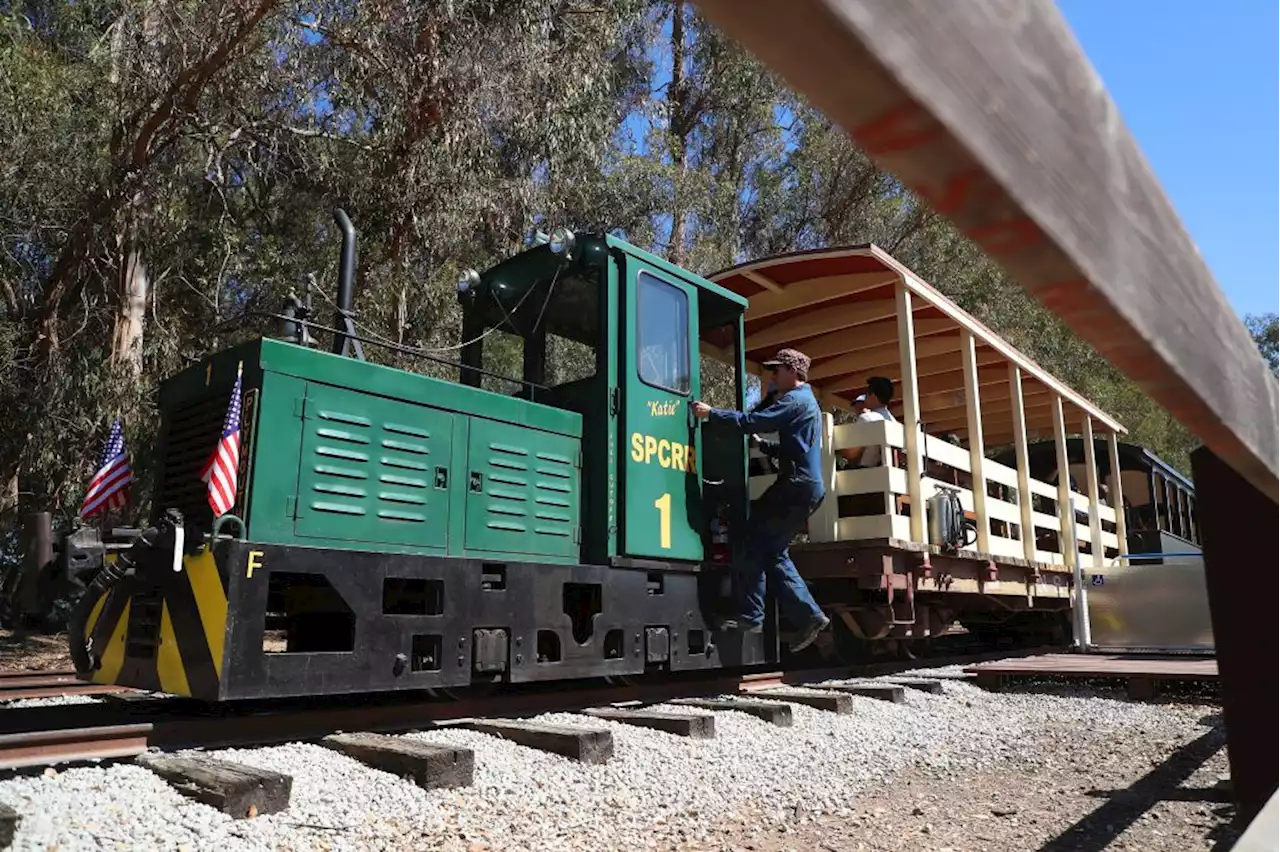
left=990, top=438, right=1201, bottom=561
left=991, top=438, right=1212, bottom=653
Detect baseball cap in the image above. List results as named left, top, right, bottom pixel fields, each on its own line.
left=854, top=393, right=867, bottom=403
left=761, top=348, right=811, bottom=379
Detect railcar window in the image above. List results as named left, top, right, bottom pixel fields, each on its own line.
left=480, top=329, right=524, bottom=394
left=540, top=271, right=600, bottom=388
left=1179, top=490, right=1188, bottom=539
left=697, top=321, right=740, bottom=410
left=466, top=264, right=601, bottom=394
left=1152, top=474, right=1167, bottom=533
left=637, top=271, right=691, bottom=394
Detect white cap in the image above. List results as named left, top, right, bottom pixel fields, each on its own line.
left=854, top=393, right=867, bottom=403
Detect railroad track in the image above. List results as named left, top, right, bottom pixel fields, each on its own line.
left=0, top=643, right=1059, bottom=773
left=0, top=642, right=1072, bottom=841
left=0, top=669, right=136, bottom=702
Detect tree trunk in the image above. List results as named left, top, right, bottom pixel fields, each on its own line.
left=669, top=0, right=688, bottom=267
left=0, top=466, right=17, bottom=522
left=396, top=285, right=408, bottom=345
left=110, top=215, right=149, bottom=377
left=107, top=10, right=151, bottom=378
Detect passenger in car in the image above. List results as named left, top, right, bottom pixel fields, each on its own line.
left=838, top=376, right=897, bottom=468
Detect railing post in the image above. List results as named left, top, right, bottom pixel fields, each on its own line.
left=1191, top=446, right=1278, bottom=823
left=1008, top=365, right=1036, bottom=561
left=810, top=412, right=839, bottom=543
left=896, top=281, right=925, bottom=544
left=961, top=330, right=990, bottom=552
left=1081, top=415, right=1104, bottom=567
left=1106, top=429, right=1129, bottom=557
left=1052, top=396, right=1088, bottom=649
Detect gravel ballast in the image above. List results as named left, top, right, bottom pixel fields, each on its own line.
left=0, top=669, right=1228, bottom=851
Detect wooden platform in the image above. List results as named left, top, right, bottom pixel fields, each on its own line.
left=965, top=653, right=1218, bottom=700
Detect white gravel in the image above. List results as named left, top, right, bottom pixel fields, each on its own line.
left=0, top=693, right=102, bottom=708
left=0, top=669, right=1218, bottom=852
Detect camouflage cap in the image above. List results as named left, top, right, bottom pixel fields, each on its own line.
left=761, top=348, right=811, bottom=379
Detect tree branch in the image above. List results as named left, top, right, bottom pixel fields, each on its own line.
left=286, top=126, right=375, bottom=151
left=0, top=276, right=19, bottom=317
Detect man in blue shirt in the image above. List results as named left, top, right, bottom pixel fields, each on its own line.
left=692, top=348, right=831, bottom=653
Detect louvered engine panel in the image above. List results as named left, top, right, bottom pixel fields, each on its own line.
left=157, top=391, right=236, bottom=526
left=294, top=383, right=453, bottom=549
left=464, top=418, right=581, bottom=559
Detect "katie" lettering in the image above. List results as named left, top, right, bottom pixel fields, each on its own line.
left=646, top=400, right=679, bottom=417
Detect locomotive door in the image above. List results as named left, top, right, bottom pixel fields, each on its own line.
left=621, top=267, right=704, bottom=562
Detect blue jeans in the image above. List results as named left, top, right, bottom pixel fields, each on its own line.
left=733, top=479, right=826, bottom=629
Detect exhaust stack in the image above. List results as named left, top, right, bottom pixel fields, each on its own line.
left=329, top=208, right=364, bottom=360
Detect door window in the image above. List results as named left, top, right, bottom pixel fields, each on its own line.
left=637, top=272, right=690, bottom=394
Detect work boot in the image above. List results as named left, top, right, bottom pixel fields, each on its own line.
left=790, top=614, right=831, bottom=652
left=716, top=617, right=763, bottom=634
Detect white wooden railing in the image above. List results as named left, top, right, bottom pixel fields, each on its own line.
left=748, top=414, right=1122, bottom=568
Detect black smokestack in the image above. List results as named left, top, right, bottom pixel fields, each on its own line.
left=331, top=208, right=357, bottom=355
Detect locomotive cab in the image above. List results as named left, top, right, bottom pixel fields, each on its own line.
left=453, top=231, right=754, bottom=573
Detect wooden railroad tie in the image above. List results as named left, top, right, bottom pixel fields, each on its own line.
left=669, top=697, right=794, bottom=726
left=135, top=753, right=292, bottom=819
left=580, top=707, right=716, bottom=739
left=456, top=719, right=614, bottom=765
left=319, top=732, right=474, bottom=789
left=822, top=683, right=907, bottom=703
left=755, top=689, right=854, bottom=714
left=0, top=802, right=18, bottom=849
left=882, top=677, right=946, bottom=694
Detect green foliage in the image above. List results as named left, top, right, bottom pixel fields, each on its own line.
left=1245, top=312, right=1278, bottom=375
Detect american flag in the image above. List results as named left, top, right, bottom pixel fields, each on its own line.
left=200, top=364, right=243, bottom=517
left=80, top=419, right=131, bottom=520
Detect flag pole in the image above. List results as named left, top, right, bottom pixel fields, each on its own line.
left=99, top=417, right=113, bottom=537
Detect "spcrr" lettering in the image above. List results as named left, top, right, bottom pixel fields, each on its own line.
left=630, top=432, right=696, bottom=472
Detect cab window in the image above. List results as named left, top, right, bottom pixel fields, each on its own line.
left=637, top=271, right=690, bottom=394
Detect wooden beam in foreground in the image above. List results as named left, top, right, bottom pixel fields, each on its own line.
left=690, top=0, right=1278, bottom=500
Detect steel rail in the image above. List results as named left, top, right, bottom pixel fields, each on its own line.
left=0, top=724, right=153, bottom=770
left=0, top=684, right=134, bottom=702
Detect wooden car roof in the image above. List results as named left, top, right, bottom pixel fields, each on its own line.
left=702, top=244, right=1127, bottom=443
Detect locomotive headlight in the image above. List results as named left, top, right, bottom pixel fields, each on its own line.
left=457, top=268, right=480, bottom=295
left=549, top=227, right=575, bottom=256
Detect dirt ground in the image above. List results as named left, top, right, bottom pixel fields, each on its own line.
left=0, top=629, right=72, bottom=673
left=686, top=710, right=1239, bottom=852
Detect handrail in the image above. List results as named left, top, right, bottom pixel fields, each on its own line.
left=1112, top=551, right=1203, bottom=561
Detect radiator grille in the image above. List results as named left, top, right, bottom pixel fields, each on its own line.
left=157, top=390, right=234, bottom=525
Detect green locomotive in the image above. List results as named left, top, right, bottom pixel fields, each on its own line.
left=68, top=211, right=775, bottom=700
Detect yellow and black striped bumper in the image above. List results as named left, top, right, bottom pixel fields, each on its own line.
left=83, top=544, right=229, bottom=701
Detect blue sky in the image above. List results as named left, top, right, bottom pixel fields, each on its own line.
left=1056, top=1, right=1278, bottom=318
